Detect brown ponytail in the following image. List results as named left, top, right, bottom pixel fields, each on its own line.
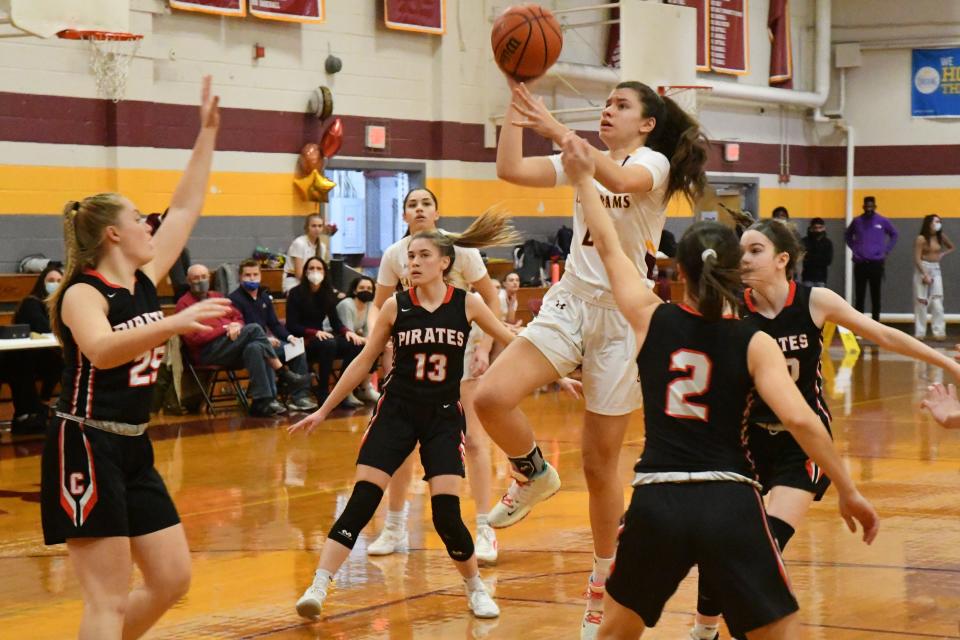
left=411, top=206, right=522, bottom=277
left=616, top=81, right=710, bottom=204
left=676, top=222, right=742, bottom=322
left=49, top=194, right=125, bottom=340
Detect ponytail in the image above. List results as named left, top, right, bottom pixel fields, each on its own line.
left=676, top=222, right=742, bottom=322
left=411, top=206, right=522, bottom=277
left=616, top=81, right=710, bottom=204
left=49, top=194, right=125, bottom=340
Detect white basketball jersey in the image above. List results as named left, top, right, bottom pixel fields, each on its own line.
left=377, top=231, right=487, bottom=292
left=549, top=147, right=670, bottom=290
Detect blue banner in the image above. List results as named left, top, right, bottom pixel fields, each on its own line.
left=912, top=48, right=960, bottom=117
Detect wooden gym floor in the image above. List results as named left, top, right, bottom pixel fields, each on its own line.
left=1, top=346, right=958, bottom=639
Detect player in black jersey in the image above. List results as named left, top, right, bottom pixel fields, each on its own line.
left=287, top=209, right=520, bottom=622
left=692, top=219, right=960, bottom=639
left=39, top=78, right=231, bottom=640
left=558, top=135, right=878, bottom=639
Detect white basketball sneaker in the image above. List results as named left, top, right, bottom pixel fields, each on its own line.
left=580, top=577, right=605, bottom=640
left=295, top=581, right=328, bottom=620
left=367, top=525, right=408, bottom=556
left=466, top=584, right=500, bottom=618
left=488, top=463, right=561, bottom=528
left=474, top=524, right=499, bottom=565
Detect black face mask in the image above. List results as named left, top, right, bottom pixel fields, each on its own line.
left=356, top=290, right=374, bottom=303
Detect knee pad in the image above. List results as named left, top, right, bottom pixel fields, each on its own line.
left=431, top=494, right=474, bottom=562
left=328, top=481, right=383, bottom=549
left=767, top=515, right=795, bottom=551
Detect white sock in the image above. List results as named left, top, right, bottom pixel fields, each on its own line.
left=464, top=574, right=485, bottom=592
left=312, top=569, right=333, bottom=592
left=591, top=554, right=615, bottom=584
left=691, top=622, right=720, bottom=639
left=476, top=513, right=489, bottom=528
left=386, top=502, right=408, bottom=530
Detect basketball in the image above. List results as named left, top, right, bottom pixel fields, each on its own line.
left=491, top=4, right=563, bottom=82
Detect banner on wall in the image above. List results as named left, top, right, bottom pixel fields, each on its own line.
left=169, top=0, right=245, bottom=17
left=250, top=0, right=324, bottom=23
left=385, top=0, right=445, bottom=35
left=768, top=0, right=792, bottom=87
left=912, top=48, right=960, bottom=118
left=709, top=0, right=748, bottom=75
left=664, top=0, right=710, bottom=71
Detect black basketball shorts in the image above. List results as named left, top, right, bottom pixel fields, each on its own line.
left=606, top=481, right=799, bottom=633
left=749, top=424, right=832, bottom=500
left=41, top=418, right=180, bottom=545
left=356, top=393, right=466, bottom=480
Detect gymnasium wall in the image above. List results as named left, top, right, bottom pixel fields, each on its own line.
left=0, top=0, right=958, bottom=315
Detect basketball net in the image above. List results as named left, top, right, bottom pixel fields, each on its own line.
left=59, top=31, right=143, bottom=102
left=658, top=85, right=711, bottom=119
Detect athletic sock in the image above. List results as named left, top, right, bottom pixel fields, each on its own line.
left=463, top=574, right=485, bottom=592
left=476, top=513, right=489, bottom=528
left=508, top=444, right=545, bottom=479
left=591, top=554, right=615, bottom=584
left=312, top=568, right=333, bottom=592
left=690, top=622, right=720, bottom=639
left=385, top=502, right=409, bottom=530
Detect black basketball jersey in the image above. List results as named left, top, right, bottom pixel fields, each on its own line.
left=742, top=281, right=831, bottom=428
left=57, top=269, right=165, bottom=424
left=634, top=304, right=760, bottom=477
left=383, top=286, right=471, bottom=403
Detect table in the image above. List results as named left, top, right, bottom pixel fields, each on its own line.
left=0, top=334, right=60, bottom=351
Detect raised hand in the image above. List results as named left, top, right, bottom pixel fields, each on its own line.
left=510, top=82, right=567, bottom=142
left=199, top=75, right=220, bottom=130
left=173, top=297, right=232, bottom=334
left=560, top=133, right=595, bottom=182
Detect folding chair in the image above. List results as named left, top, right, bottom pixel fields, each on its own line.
left=181, top=344, right=249, bottom=416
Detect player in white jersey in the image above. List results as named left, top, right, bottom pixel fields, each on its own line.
left=475, top=78, right=709, bottom=638
left=367, top=187, right=504, bottom=564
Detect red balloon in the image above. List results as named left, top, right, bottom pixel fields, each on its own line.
left=320, top=118, right=343, bottom=159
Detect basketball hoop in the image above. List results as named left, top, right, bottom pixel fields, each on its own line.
left=658, top=85, right=712, bottom=119
left=58, top=29, right=143, bottom=102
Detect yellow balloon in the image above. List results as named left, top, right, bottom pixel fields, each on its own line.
left=294, top=169, right=337, bottom=201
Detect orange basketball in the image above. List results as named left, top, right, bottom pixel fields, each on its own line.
left=491, top=4, right=563, bottom=82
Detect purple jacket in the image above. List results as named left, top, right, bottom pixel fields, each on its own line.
left=844, top=213, right=898, bottom=263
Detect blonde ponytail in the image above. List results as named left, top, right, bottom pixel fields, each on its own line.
left=411, top=206, right=522, bottom=277
left=48, top=194, right=125, bottom=340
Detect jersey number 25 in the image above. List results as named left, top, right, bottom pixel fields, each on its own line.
left=130, top=346, right=165, bottom=387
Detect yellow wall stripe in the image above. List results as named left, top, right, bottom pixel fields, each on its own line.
left=2, top=165, right=958, bottom=219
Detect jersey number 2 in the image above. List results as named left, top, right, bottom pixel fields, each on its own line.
left=665, top=349, right=712, bottom=422
left=414, top=353, right=448, bottom=382
left=130, top=346, right=164, bottom=387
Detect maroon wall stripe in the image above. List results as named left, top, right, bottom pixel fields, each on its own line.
left=1, top=92, right=956, bottom=177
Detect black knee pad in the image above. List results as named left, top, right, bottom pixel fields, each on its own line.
left=328, top=481, right=383, bottom=549
left=767, top=515, right=795, bottom=551
left=431, top=494, right=474, bottom=562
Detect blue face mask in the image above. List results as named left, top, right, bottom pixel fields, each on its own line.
left=44, top=282, right=59, bottom=296
left=242, top=280, right=259, bottom=291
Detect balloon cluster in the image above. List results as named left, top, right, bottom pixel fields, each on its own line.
left=294, top=118, right=344, bottom=202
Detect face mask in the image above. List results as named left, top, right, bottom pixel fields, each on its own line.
left=242, top=280, right=259, bottom=291
left=307, top=272, right=324, bottom=286
left=44, top=282, right=59, bottom=295
left=191, top=279, right=210, bottom=295
left=932, top=221, right=942, bottom=232
left=356, top=290, right=374, bottom=303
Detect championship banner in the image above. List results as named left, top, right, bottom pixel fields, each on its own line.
left=709, top=0, right=748, bottom=75
left=250, top=0, right=324, bottom=23
left=665, top=0, right=710, bottom=71
left=912, top=48, right=960, bottom=118
left=385, top=0, right=445, bottom=35
left=768, top=0, right=792, bottom=87
left=169, top=0, right=245, bottom=17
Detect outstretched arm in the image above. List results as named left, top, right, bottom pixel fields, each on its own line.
left=812, top=287, right=960, bottom=381
left=143, top=76, right=220, bottom=284
left=496, top=79, right=560, bottom=187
